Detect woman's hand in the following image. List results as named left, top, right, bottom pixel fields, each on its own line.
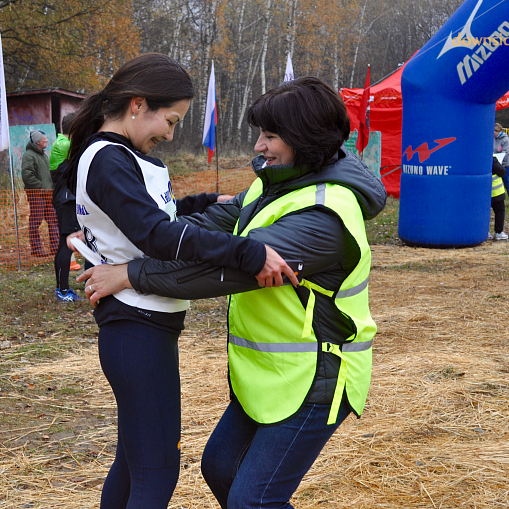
left=255, top=246, right=300, bottom=288
left=67, top=230, right=85, bottom=251
left=217, top=194, right=235, bottom=202
left=76, top=264, right=131, bottom=307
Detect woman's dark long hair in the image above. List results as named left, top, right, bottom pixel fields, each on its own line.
left=65, top=53, right=194, bottom=193
left=247, top=76, right=350, bottom=172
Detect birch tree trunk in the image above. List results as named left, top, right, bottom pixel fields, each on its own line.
left=260, top=0, right=274, bottom=95
left=349, top=0, right=367, bottom=88
left=223, top=0, right=246, bottom=147
left=199, top=0, right=216, bottom=132
left=333, top=39, right=339, bottom=90
left=349, top=0, right=384, bottom=87
left=169, top=0, right=186, bottom=61
left=236, top=23, right=263, bottom=145
left=286, top=0, right=298, bottom=58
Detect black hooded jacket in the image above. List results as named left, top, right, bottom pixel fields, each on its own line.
left=127, top=146, right=387, bottom=407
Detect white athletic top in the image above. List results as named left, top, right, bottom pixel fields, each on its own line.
left=75, top=140, right=190, bottom=313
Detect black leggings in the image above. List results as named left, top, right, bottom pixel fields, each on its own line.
left=492, top=197, right=505, bottom=234
left=54, top=234, right=73, bottom=290
left=98, top=320, right=181, bottom=508
left=54, top=201, right=80, bottom=290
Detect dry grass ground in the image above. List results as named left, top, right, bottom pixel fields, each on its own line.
left=1, top=236, right=508, bottom=507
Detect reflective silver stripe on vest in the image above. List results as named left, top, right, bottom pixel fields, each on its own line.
left=229, top=334, right=318, bottom=353
left=335, top=277, right=369, bottom=299
left=341, top=339, right=373, bottom=352
left=316, top=183, right=326, bottom=205
left=493, top=183, right=504, bottom=190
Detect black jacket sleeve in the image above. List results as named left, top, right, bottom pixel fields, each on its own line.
left=178, top=192, right=246, bottom=233
left=176, top=193, right=219, bottom=216
left=493, top=157, right=507, bottom=178
left=128, top=208, right=353, bottom=299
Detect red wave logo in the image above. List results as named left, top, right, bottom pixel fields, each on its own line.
left=402, top=137, right=456, bottom=163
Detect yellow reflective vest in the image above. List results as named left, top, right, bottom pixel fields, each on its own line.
left=492, top=174, right=505, bottom=198
left=228, top=178, right=376, bottom=425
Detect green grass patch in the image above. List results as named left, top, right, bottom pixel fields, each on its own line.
left=365, top=196, right=400, bottom=245
left=0, top=263, right=97, bottom=372
left=159, top=152, right=253, bottom=177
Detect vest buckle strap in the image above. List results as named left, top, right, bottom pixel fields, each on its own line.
left=321, top=342, right=347, bottom=425
left=322, top=340, right=372, bottom=354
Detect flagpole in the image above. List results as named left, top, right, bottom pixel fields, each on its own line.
left=215, top=122, right=219, bottom=193
left=8, top=148, right=21, bottom=270
left=356, top=63, right=370, bottom=162
left=0, top=32, right=17, bottom=268
left=360, top=64, right=369, bottom=161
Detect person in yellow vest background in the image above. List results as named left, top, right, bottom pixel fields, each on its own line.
left=77, top=77, right=387, bottom=508
left=494, top=123, right=509, bottom=195
left=488, top=156, right=508, bottom=240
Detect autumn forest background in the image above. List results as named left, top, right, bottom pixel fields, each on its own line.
left=1, top=0, right=464, bottom=154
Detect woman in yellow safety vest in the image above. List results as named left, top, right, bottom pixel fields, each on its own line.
left=78, top=77, right=387, bottom=508
left=490, top=156, right=508, bottom=240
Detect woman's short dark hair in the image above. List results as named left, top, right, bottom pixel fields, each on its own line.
left=247, top=77, right=350, bottom=171
left=66, top=53, right=194, bottom=190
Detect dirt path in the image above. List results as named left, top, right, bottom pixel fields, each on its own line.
left=0, top=241, right=508, bottom=508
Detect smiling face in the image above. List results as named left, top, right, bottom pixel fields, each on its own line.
left=128, top=98, right=190, bottom=154
left=254, top=129, right=295, bottom=166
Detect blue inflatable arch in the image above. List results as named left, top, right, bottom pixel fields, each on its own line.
left=399, top=0, right=509, bottom=247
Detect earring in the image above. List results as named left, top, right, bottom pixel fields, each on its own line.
left=132, top=114, right=136, bottom=120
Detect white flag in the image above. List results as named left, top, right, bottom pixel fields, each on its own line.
left=284, top=54, right=294, bottom=82
left=0, top=34, right=10, bottom=151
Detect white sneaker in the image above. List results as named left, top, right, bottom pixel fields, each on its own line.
left=495, top=232, right=508, bottom=240
left=487, top=232, right=494, bottom=240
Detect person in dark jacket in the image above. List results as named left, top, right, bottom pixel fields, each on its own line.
left=489, top=156, right=508, bottom=240
left=77, top=76, right=386, bottom=509
left=63, top=53, right=297, bottom=509
left=494, top=123, right=509, bottom=194
left=21, top=129, right=59, bottom=256
left=50, top=112, right=84, bottom=302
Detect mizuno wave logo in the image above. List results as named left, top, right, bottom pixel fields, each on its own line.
left=402, top=138, right=456, bottom=163
left=438, top=0, right=483, bottom=58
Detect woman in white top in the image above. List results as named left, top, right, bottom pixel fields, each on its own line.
left=64, top=53, right=297, bottom=509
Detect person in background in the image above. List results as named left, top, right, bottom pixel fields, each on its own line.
left=50, top=112, right=83, bottom=302
left=494, top=122, right=509, bottom=194
left=76, top=76, right=386, bottom=509
left=489, top=156, right=508, bottom=240
left=50, top=112, right=81, bottom=273
left=63, top=53, right=297, bottom=509
left=21, top=129, right=59, bottom=257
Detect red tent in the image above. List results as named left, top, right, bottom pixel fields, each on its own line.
left=341, top=65, right=509, bottom=197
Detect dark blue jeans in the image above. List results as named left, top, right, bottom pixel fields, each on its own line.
left=98, top=320, right=181, bottom=509
left=201, top=398, right=351, bottom=509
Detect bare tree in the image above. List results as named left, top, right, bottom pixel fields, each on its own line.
left=260, top=0, right=274, bottom=94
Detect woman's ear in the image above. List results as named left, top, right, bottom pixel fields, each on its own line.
left=130, top=97, right=145, bottom=116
